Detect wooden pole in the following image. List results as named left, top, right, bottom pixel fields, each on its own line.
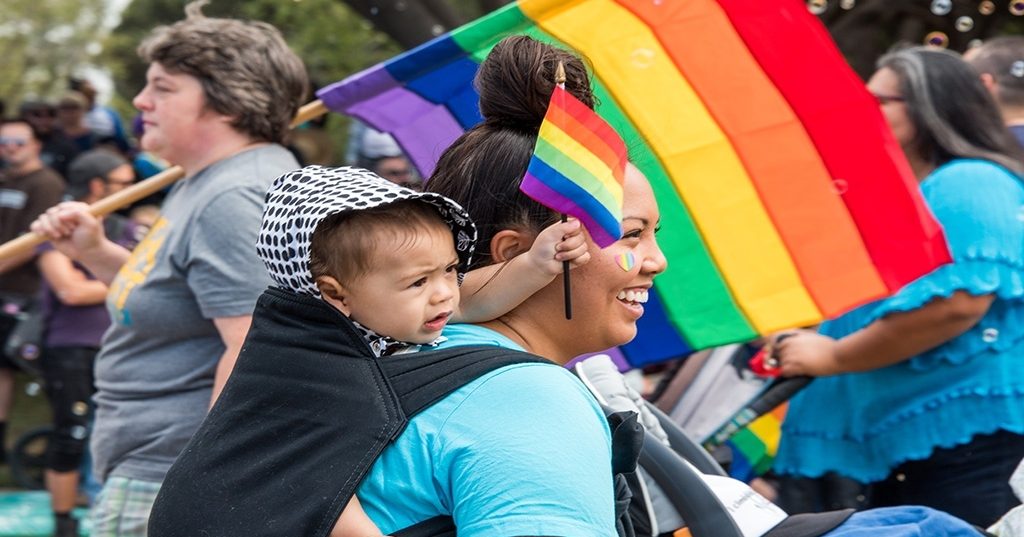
left=0, top=99, right=330, bottom=261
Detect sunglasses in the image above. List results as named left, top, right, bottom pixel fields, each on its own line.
left=26, top=109, right=56, bottom=118
left=0, top=137, right=29, bottom=147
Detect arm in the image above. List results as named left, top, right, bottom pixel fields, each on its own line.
left=30, top=202, right=131, bottom=284
left=0, top=248, right=37, bottom=276
left=455, top=220, right=590, bottom=323
left=330, top=497, right=384, bottom=537
left=775, top=290, right=994, bottom=376
left=37, top=250, right=108, bottom=305
left=210, top=315, right=254, bottom=405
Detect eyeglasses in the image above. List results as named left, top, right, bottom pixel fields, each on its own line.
left=0, top=137, right=29, bottom=147
left=872, top=94, right=906, bottom=105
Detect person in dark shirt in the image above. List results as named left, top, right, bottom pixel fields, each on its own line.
left=0, top=118, right=64, bottom=462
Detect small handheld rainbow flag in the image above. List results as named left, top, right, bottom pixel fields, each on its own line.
left=519, top=71, right=628, bottom=248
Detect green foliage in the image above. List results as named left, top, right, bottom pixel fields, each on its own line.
left=0, top=0, right=108, bottom=110
left=101, top=0, right=402, bottom=162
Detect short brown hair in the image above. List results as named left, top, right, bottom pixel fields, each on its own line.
left=309, top=200, right=451, bottom=284
left=967, top=36, right=1024, bottom=109
left=137, top=1, right=308, bottom=144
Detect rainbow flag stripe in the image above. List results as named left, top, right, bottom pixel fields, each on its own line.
left=727, top=403, right=787, bottom=480
left=317, top=0, right=951, bottom=359
left=522, top=85, right=627, bottom=248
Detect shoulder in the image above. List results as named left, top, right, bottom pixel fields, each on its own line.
left=436, top=362, right=609, bottom=445
left=27, top=168, right=64, bottom=190
left=437, top=324, right=524, bottom=351
left=923, top=159, right=1023, bottom=198
left=922, top=159, right=1024, bottom=226
left=196, top=145, right=299, bottom=197
left=191, top=146, right=299, bottom=220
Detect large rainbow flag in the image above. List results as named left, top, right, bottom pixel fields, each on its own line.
left=317, top=0, right=951, bottom=363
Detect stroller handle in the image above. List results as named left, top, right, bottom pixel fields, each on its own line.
left=703, top=375, right=812, bottom=450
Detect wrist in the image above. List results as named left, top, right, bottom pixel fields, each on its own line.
left=80, top=238, right=129, bottom=276
left=526, top=249, right=560, bottom=278
left=829, top=337, right=851, bottom=375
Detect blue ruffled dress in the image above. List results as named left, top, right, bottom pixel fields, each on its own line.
left=775, top=159, right=1024, bottom=483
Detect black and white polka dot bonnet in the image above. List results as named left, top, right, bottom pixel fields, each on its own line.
left=257, top=165, right=476, bottom=296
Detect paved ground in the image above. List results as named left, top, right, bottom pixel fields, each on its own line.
left=0, top=492, right=89, bottom=536
left=0, top=373, right=88, bottom=536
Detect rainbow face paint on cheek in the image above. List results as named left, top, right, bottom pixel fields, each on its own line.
left=616, top=252, right=636, bottom=272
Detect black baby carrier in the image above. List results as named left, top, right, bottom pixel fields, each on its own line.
left=148, top=287, right=640, bottom=537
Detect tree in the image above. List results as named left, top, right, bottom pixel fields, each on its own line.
left=0, top=0, right=108, bottom=109
left=816, top=0, right=1024, bottom=78
left=102, top=0, right=401, bottom=112
left=99, top=0, right=404, bottom=156
left=335, top=0, right=1023, bottom=81
left=336, top=0, right=508, bottom=49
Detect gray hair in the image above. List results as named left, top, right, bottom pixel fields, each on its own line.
left=137, top=1, right=308, bottom=145
left=878, top=46, right=1024, bottom=176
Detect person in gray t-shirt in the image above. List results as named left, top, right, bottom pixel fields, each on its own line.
left=30, top=3, right=308, bottom=536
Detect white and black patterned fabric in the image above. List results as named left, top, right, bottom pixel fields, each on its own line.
left=257, top=165, right=476, bottom=297
left=351, top=319, right=445, bottom=357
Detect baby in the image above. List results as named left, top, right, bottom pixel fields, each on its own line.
left=255, top=165, right=590, bottom=535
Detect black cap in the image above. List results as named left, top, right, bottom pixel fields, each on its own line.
left=66, top=150, right=128, bottom=200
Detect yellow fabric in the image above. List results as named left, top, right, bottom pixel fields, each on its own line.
left=748, top=414, right=782, bottom=457
left=521, top=0, right=822, bottom=332
left=538, top=119, right=625, bottom=202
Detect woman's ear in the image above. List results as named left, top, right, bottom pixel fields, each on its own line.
left=316, top=276, right=352, bottom=315
left=490, top=229, right=532, bottom=263
left=980, top=72, right=997, bottom=92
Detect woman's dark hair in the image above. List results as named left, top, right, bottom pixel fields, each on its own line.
left=878, top=47, right=1024, bottom=175
left=426, top=35, right=594, bottom=270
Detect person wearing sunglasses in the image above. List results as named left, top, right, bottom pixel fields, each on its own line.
left=0, top=118, right=65, bottom=465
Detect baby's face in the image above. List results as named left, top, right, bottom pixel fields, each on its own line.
left=345, top=224, right=460, bottom=344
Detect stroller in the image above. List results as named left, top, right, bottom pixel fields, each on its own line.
left=574, top=345, right=819, bottom=537
left=576, top=348, right=997, bottom=537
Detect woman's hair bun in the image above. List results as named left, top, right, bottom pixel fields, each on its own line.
left=476, top=35, right=594, bottom=132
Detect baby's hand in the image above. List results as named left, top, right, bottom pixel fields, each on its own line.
left=528, top=219, right=590, bottom=277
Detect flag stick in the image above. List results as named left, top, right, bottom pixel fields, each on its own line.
left=554, top=61, right=572, bottom=321
left=0, top=99, right=330, bottom=261
left=561, top=212, right=572, bottom=320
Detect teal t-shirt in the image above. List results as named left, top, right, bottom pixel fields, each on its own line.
left=357, top=324, right=617, bottom=536
left=776, top=159, right=1024, bottom=482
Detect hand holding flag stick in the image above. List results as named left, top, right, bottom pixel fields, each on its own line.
left=518, top=61, right=629, bottom=320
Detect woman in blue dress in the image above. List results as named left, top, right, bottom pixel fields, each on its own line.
left=772, top=46, right=1024, bottom=528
